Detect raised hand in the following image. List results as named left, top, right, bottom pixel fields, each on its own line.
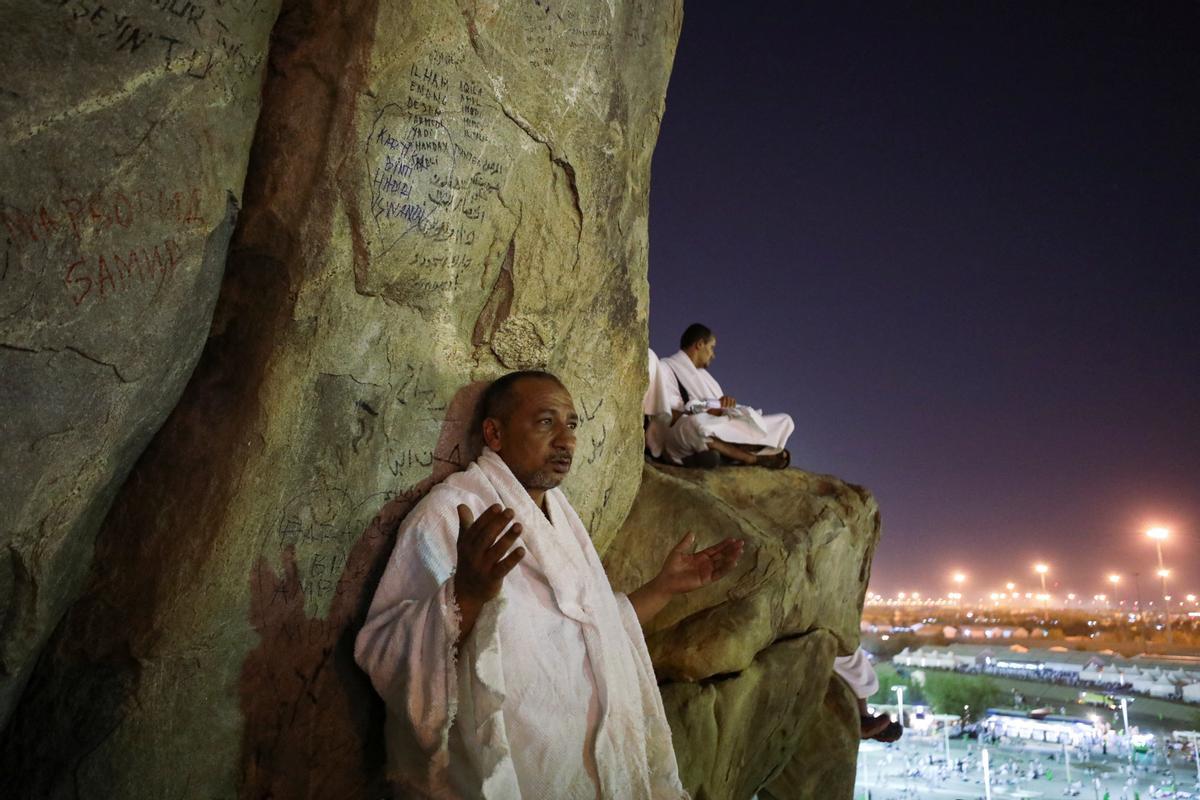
left=653, top=533, right=744, bottom=595
left=628, top=532, right=744, bottom=625
left=454, top=504, right=525, bottom=641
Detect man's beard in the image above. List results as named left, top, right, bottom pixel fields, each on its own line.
left=517, top=453, right=571, bottom=492
left=521, top=468, right=565, bottom=491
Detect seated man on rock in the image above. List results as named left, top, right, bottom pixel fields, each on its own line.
left=356, top=370, right=744, bottom=799
left=646, top=340, right=899, bottom=741
left=834, top=648, right=903, bottom=743
left=653, top=324, right=795, bottom=469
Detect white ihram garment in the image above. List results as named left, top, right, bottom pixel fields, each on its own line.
left=643, top=349, right=681, bottom=459
left=354, top=449, right=687, bottom=800
left=659, top=350, right=794, bottom=464
left=833, top=648, right=879, bottom=699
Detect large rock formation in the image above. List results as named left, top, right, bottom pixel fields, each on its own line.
left=0, top=0, right=280, bottom=728
left=605, top=464, right=879, bottom=797
left=1, top=0, right=681, bottom=797
left=1, top=2, right=878, bottom=798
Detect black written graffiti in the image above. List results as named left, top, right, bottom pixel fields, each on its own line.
left=409, top=252, right=472, bottom=271
left=393, top=363, right=447, bottom=413
left=268, top=485, right=429, bottom=603
left=580, top=396, right=603, bottom=423
left=387, top=441, right=467, bottom=478
left=44, top=0, right=261, bottom=78
left=586, top=423, right=608, bottom=465
left=387, top=449, right=433, bottom=478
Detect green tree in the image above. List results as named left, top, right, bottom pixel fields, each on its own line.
left=868, top=667, right=925, bottom=706
left=921, top=672, right=1004, bottom=721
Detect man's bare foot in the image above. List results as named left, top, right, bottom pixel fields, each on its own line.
left=860, top=714, right=891, bottom=739
left=872, top=720, right=904, bottom=743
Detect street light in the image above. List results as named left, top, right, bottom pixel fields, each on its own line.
left=950, top=572, right=966, bottom=613
left=892, top=685, right=906, bottom=729
left=1034, top=563, right=1049, bottom=613
left=1147, top=528, right=1173, bottom=644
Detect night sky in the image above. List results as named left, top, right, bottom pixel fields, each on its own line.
left=646, top=2, right=1200, bottom=599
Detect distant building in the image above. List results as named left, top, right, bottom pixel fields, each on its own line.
left=981, top=708, right=1106, bottom=746
left=890, top=643, right=1200, bottom=702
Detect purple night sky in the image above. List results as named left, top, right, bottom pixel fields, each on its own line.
left=646, top=3, right=1200, bottom=599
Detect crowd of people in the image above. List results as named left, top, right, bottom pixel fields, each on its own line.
left=352, top=323, right=897, bottom=798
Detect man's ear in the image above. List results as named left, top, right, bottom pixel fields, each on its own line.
left=482, top=417, right=502, bottom=451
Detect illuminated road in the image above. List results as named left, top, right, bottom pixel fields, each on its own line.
left=856, top=736, right=1200, bottom=799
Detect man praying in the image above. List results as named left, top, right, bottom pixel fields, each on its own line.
left=355, top=370, right=744, bottom=799
left=654, top=324, right=794, bottom=468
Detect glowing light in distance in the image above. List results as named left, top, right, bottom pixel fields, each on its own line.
left=1146, top=527, right=1169, bottom=541
left=1034, top=563, right=1049, bottom=575
left=1109, top=574, right=1121, bottom=585
left=1157, top=569, right=1170, bottom=579
left=1005, top=582, right=1016, bottom=591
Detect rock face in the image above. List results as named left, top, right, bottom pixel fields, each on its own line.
left=1, top=3, right=878, bottom=797
left=761, top=677, right=861, bottom=800
left=0, top=0, right=280, bottom=728
left=605, top=464, right=880, bottom=798
left=0, top=0, right=680, bottom=797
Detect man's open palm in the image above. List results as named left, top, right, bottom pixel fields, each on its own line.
left=655, top=533, right=744, bottom=595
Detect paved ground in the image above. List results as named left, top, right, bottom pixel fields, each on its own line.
left=857, top=734, right=1200, bottom=799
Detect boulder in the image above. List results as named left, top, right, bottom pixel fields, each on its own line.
left=605, top=463, right=880, bottom=798
left=761, top=676, right=861, bottom=800
left=0, top=0, right=280, bottom=727
left=0, top=0, right=680, bottom=796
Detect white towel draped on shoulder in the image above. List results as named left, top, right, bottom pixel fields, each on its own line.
left=355, top=449, right=687, bottom=799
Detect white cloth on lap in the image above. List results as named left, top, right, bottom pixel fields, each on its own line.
left=355, top=449, right=687, bottom=799
left=658, top=350, right=795, bottom=463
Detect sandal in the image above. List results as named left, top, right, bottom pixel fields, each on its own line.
left=754, top=448, right=790, bottom=470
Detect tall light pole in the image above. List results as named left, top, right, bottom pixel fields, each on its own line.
left=1034, top=563, right=1049, bottom=618
left=893, top=684, right=906, bottom=730
left=982, top=747, right=992, bottom=800
left=951, top=571, right=966, bottom=621
left=1109, top=573, right=1122, bottom=637
left=1133, top=571, right=1147, bottom=647
left=1146, top=527, right=1173, bottom=644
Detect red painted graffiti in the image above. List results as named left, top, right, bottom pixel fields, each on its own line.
left=63, top=237, right=183, bottom=307
left=1, top=186, right=204, bottom=248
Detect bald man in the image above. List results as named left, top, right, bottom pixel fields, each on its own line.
left=356, top=371, right=744, bottom=799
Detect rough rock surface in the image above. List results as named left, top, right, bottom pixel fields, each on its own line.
left=0, top=0, right=279, bottom=728
left=605, top=463, right=880, bottom=798
left=761, top=676, right=861, bottom=800
left=0, top=0, right=680, bottom=796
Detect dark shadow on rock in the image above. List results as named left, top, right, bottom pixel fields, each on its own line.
left=236, top=381, right=487, bottom=799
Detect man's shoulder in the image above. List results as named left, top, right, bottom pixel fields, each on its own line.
left=401, top=462, right=495, bottom=528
